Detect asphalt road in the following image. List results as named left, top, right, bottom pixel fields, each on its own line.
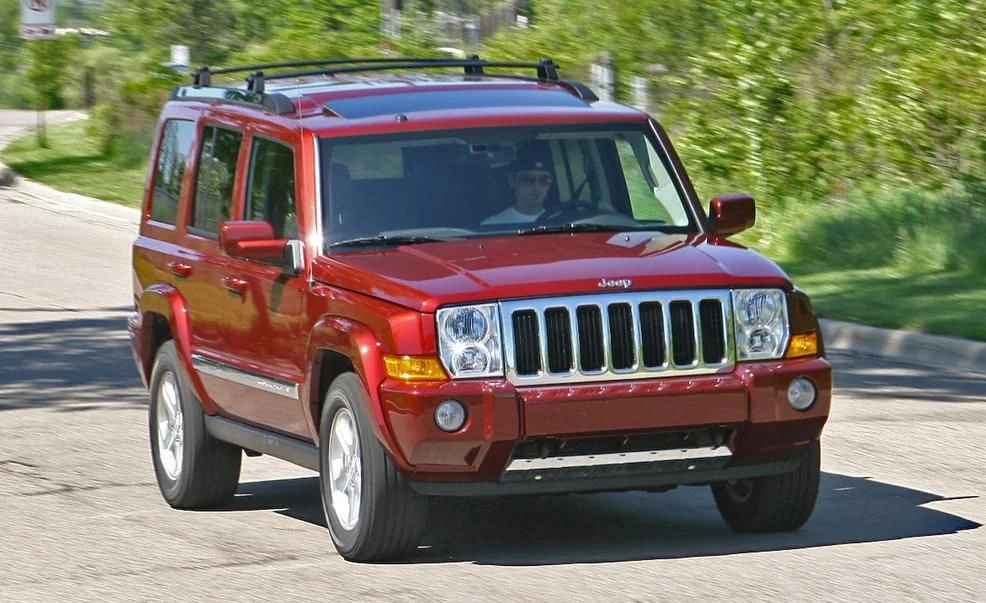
left=1, top=111, right=985, bottom=602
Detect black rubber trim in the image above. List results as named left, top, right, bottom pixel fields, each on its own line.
left=204, top=414, right=318, bottom=471
left=408, top=458, right=802, bottom=497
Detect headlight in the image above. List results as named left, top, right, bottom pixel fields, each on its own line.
left=436, top=304, right=503, bottom=378
left=732, top=289, right=790, bottom=361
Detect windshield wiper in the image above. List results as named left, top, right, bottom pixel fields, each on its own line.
left=328, top=235, right=448, bottom=248
left=517, top=223, right=626, bottom=236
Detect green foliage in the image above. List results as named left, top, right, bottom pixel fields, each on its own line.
left=26, top=37, right=73, bottom=111
left=0, top=74, right=34, bottom=110
left=781, top=186, right=986, bottom=276
left=87, top=54, right=182, bottom=158
left=100, top=0, right=243, bottom=65
left=0, top=0, right=22, bottom=74
left=482, top=0, right=986, bottom=215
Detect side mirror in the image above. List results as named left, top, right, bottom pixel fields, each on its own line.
left=708, top=193, right=756, bottom=237
left=219, top=220, right=286, bottom=260
left=220, top=221, right=306, bottom=275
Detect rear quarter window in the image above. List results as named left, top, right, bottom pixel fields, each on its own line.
left=150, top=119, right=196, bottom=224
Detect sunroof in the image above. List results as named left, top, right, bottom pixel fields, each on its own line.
left=323, top=88, right=589, bottom=118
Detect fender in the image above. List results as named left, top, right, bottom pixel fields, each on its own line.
left=304, top=315, right=410, bottom=468
left=139, top=283, right=220, bottom=414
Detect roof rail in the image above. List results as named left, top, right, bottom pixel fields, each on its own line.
left=170, top=86, right=296, bottom=116
left=192, top=56, right=564, bottom=94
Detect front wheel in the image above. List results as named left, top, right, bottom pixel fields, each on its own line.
left=318, top=373, right=428, bottom=562
left=712, top=440, right=821, bottom=533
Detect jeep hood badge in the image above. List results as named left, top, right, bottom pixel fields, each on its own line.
left=598, top=278, right=632, bottom=289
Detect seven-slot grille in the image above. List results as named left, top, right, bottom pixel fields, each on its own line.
left=501, top=290, right=732, bottom=385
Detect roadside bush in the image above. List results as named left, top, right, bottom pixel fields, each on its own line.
left=87, top=52, right=182, bottom=162
left=0, top=73, right=34, bottom=109
left=783, top=186, right=986, bottom=275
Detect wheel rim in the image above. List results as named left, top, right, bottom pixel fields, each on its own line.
left=328, top=407, right=362, bottom=531
left=156, top=371, right=184, bottom=481
left=725, top=478, right=754, bottom=504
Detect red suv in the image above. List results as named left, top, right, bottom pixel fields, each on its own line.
left=129, top=57, right=832, bottom=562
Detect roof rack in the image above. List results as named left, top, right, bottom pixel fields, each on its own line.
left=192, top=55, right=566, bottom=94
left=178, top=55, right=598, bottom=115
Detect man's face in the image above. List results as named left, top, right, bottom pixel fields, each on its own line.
left=509, top=169, right=553, bottom=214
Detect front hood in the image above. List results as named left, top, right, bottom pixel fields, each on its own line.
left=313, top=232, right=792, bottom=312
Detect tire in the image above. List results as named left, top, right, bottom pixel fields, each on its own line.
left=318, top=373, right=428, bottom=562
left=148, top=340, right=242, bottom=509
left=712, top=440, right=821, bottom=533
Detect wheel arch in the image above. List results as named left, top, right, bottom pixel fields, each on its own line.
left=138, top=283, right=219, bottom=414
left=304, top=315, right=409, bottom=468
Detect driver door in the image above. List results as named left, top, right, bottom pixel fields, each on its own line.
left=219, top=134, right=310, bottom=439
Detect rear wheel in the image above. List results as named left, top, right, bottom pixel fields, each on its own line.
left=318, top=373, right=428, bottom=562
left=712, top=440, right=821, bottom=532
left=149, top=341, right=242, bottom=509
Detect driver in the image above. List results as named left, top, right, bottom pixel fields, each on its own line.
left=481, top=145, right=554, bottom=225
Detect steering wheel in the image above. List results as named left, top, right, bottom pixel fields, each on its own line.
left=535, top=201, right=601, bottom=225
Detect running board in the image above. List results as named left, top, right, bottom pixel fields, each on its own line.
left=204, top=415, right=319, bottom=472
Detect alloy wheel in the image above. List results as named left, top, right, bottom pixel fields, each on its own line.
left=328, top=407, right=362, bottom=530
left=156, top=371, right=184, bottom=480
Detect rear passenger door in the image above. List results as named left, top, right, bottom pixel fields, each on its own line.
left=219, top=135, right=310, bottom=439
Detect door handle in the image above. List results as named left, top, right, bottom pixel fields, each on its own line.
left=167, top=260, right=193, bottom=278
left=222, top=275, right=249, bottom=295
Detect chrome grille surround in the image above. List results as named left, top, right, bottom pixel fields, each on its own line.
left=500, top=289, right=734, bottom=386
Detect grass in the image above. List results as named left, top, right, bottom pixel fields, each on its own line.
left=1, top=120, right=148, bottom=207
left=745, top=187, right=986, bottom=342
left=781, top=263, right=986, bottom=342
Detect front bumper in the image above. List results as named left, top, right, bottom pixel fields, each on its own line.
left=379, top=356, right=831, bottom=494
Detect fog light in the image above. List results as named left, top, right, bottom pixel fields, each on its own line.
left=435, top=400, right=467, bottom=432
left=787, top=377, right=817, bottom=411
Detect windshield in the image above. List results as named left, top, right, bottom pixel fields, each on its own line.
left=319, top=123, right=697, bottom=249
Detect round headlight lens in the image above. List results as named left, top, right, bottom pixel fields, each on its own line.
left=451, top=344, right=491, bottom=374
left=739, top=291, right=780, bottom=327
left=788, top=377, right=817, bottom=410
left=443, top=307, right=489, bottom=342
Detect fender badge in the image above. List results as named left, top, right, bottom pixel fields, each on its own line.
left=598, top=278, right=632, bottom=289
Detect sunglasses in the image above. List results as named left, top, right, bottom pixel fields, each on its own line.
left=516, top=171, right=554, bottom=186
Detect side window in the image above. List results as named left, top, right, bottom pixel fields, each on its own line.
left=191, top=126, right=242, bottom=235
left=151, top=119, right=195, bottom=224
left=615, top=135, right=688, bottom=226
left=245, top=138, right=297, bottom=239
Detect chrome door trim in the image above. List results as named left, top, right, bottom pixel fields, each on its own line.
left=192, top=354, right=299, bottom=400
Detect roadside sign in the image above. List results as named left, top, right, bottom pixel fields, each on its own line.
left=170, top=45, right=190, bottom=70
left=20, top=0, right=57, bottom=40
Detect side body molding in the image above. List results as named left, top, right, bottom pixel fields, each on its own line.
left=304, top=315, right=409, bottom=467
left=138, top=283, right=219, bottom=414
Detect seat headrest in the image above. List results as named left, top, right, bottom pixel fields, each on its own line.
left=330, top=163, right=353, bottom=192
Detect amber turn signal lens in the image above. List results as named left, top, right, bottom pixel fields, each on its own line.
left=384, top=355, right=448, bottom=382
left=785, top=332, right=819, bottom=359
